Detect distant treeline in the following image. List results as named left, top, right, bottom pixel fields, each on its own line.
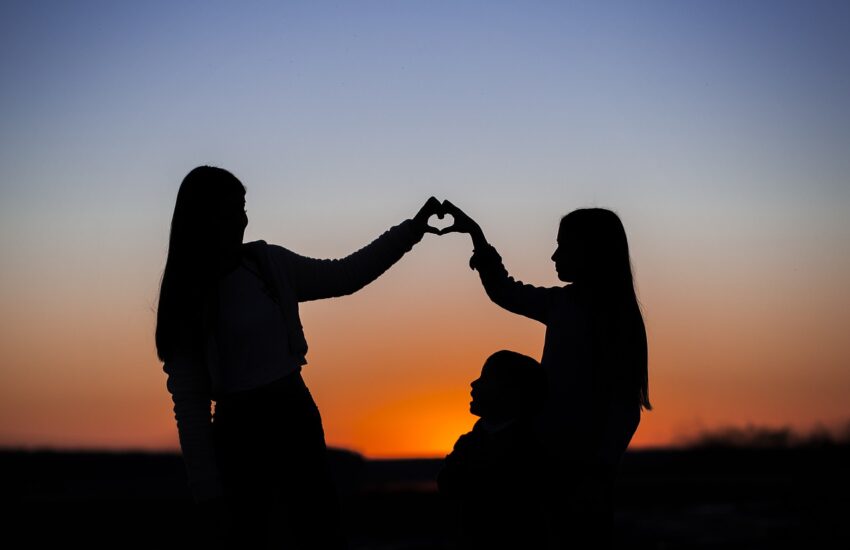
left=683, top=421, right=850, bottom=449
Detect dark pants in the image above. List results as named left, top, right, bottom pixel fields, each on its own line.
left=212, top=371, right=346, bottom=549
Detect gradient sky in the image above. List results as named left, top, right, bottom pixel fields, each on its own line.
left=1, top=0, right=849, bottom=457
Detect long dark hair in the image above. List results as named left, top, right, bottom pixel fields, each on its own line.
left=560, top=208, right=651, bottom=411
left=156, top=166, right=246, bottom=362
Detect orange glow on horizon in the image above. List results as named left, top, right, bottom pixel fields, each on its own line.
left=1, top=227, right=849, bottom=458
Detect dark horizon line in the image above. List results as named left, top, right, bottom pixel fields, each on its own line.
left=5, top=440, right=845, bottom=459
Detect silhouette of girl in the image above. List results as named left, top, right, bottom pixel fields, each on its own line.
left=438, top=350, right=548, bottom=549
left=441, top=201, right=651, bottom=548
left=155, top=166, right=442, bottom=548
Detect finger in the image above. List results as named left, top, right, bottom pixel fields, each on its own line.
left=441, top=199, right=463, bottom=217
left=420, top=196, right=441, bottom=220
left=437, top=224, right=465, bottom=236
left=434, top=198, right=447, bottom=218
left=422, top=225, right=442, bottom=235
left=416, top=197, right=440, bottom=223
left=427, top=196, right=445, bottom=219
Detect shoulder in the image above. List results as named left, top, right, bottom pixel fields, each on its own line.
left=243, top=240, right=297, bottom=264
left=241, top=239, right=269, bottom=261
left=450, top=429, right=485, bottom=454
left=453, top=430, right=477, bottom=448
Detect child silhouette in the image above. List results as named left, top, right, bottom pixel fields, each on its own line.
left=438, top=350, right=547, bottom=549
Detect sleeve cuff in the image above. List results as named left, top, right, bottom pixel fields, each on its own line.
left=401, top=218, right=424, bottom=246
left=469, top=243, right=501, bottom=271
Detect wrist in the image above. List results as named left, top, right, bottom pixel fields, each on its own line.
left=470, top=226, right=487, bottom=248
left=406, top=218, right=426, bottom=242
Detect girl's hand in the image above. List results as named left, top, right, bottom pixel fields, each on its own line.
left=440, top=200, right=487, bottom=249
left=412, top=196, right=446, bottom=236
left=439, top=200, right=479, bottom=235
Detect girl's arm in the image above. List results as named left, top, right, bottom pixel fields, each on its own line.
left=162, top=351, right=222, bottom=503
left=443, top=201, right=555, bottom=324
left=272, top=198, right=443, bottom=302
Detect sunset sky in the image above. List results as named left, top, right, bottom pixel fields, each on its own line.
left=1, top=1, right=849, bottom=458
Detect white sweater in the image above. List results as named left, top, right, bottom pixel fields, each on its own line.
left=162, top=219, right=421, bottom=502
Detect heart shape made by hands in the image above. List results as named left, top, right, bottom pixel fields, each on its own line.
left=427, top=213, right=455, bottom=234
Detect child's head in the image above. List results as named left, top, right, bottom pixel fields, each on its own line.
left=469, top=351, right=545, bottom=421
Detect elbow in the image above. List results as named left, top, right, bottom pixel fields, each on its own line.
left=483, top=285, right=513, bottom=311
